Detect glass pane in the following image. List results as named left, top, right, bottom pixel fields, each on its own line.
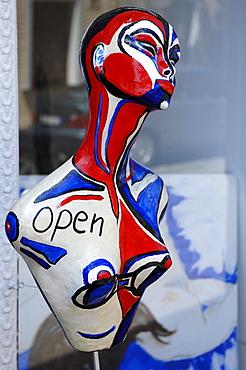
left=17, top=1, right=239, bottom=369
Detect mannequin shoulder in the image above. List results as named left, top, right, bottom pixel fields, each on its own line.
left=120, top=159, right=168, bottom=207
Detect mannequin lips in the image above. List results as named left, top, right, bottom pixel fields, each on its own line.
left=156, top=80, right=174, bottom=95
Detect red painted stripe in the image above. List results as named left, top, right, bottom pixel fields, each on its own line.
left=123, top=161, right=134, bottom=182
left=123, top=173, right=132, bottom=182
left=58, top=195, right=103, bottom=208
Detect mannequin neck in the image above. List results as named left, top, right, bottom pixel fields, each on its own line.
left=73, top=87, right=149, bottom=182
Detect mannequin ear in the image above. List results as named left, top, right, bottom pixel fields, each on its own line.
left=93, top=44, right=105, bottom=76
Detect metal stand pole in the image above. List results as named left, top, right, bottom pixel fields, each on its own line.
left=93, top=351, right=101, bottom=370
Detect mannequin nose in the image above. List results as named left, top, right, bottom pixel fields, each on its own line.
left=156, top=80, right=174, bottom=95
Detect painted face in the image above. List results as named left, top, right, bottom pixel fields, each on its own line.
left=91, top=15, right=180, bottom=109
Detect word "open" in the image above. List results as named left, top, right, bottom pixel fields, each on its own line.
left=32, top=207, right=104, bottom=241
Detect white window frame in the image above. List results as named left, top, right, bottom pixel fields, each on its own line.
left=0, top=0, right=18, bottom=368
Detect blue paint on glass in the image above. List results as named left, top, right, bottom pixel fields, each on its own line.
left=18, top=349, right=30, bottom=370
left=77, top=325, right=116, bottom=339
left=34, top=170, right=104, bottom=203
left=20, top=247, right=50, bottom=269
left=119, top=326, right=237, bottom=370
left=21, top=237, right=67, bottom=264
left=166, top=186, right=237, bottom=284
left=19, top=187, right=26, bottom=198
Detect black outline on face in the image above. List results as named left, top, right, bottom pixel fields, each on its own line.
left=93, top=18, right=179, bottom=110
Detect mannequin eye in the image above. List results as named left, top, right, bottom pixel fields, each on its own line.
left=169, top=44, right=180, bottom=65
left=138, top=41, right=157, bottom=58
left=134, top=34, right=158, bottom=58
left=124, top=34, right=158, bottom=58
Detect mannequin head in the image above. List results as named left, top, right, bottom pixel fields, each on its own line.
left=80, top=7, right=180, bottom=110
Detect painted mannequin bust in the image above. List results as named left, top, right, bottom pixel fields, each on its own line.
left=5, top=7, right=180, bottom=352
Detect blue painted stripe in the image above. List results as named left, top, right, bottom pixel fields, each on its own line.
left=94, top=93, right=110, bottom=174
left=113, top=300, right=140, bottom=346
left=5, top=212, right=19, bottom=242
left=118, top=280, right=128, bottom=287
left=104, top=100, right=126, bottom=169
left=20, top=247, right=50, bottom=269
left=83, top=258, right=115, bottom=285
left=21, top=237, right=67, bottom=264
left=34, top=170, right=104, bottom=203
left=120, top=176, right=164, bottom=242
left=172, top=28, right=178, bottom=43
left=77, top=325, right=116, bottom=339
left=123, top=160, right=153, bottom=184
left=123, top=251, right=166, bottom=274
